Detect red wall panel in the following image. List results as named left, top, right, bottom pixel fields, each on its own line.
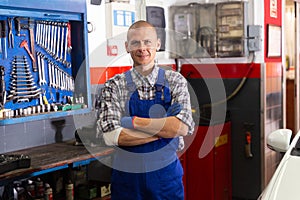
left=90, top=64, right=177, bottom=85
left=90, top=66, right=131, bottom=85
left=180, top=63, right=261, bottom=79
left=184, top=122, right=232, bottom=200
left=264, top=0, right=282, bottom=62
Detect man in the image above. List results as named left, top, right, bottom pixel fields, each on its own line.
left=98, top=20, right=194, bottom=200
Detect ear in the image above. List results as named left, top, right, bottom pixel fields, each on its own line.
left=156, top=38, right=161, bottom=51
left=125, top=41, right=130, bottom=53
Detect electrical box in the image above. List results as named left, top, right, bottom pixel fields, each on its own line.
left=216, top=1, right=248, bottom=57
left=247, top=25, right=262, bottom=52
left=169, top=3, right=216, bottom=58
left=146, top=6, right=166, bottom=51
left=169, top=2, right=249, bottom=59
left=197, top=4, right=216, bottom=58
left=0, top=0, right=91, bottom=125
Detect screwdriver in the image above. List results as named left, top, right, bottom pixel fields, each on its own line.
left=0, top=20, right=7, bottom=59
left=0, top=66, right=5, bottom=109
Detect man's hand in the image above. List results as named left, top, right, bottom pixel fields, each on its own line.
left=121, top=116, right=136, bottom=129
left=166, top=103, right=182, bottom=117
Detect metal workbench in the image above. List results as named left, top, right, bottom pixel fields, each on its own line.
left=0, top=141, right=114, bottom=186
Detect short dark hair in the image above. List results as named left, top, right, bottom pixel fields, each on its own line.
left=127, top=20, right=158, bottom=40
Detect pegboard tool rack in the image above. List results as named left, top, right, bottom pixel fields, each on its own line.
left=0, top=0, right=91, bottom=125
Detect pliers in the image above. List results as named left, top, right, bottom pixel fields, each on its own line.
left=8, top=17, right=14, bottom=48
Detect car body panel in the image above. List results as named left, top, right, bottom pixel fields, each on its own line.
left=259, top=130, right=300, bottom=200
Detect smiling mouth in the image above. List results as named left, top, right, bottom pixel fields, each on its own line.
left=137, top=54, right=149, bottom=59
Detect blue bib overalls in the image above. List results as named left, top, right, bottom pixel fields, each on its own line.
left=111, top=68, right=184, bottom=200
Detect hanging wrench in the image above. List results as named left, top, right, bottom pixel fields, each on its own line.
left=52, top=22, right=58, bottom=57
left=35, top=21, right=41, bottom=45
left=60, top=24, right=65, bottom=62
left=47, top=21, right=52, bottom=53
left=63, top=22, right=68, bottom=63
left=48, top=62, right=53, bottom=87
left=37, top=52, right=44, bottom=85
left=55, top=23, right=61, bottom=61
left=50, top=21, right=55, bottom=56
left=41, top=54, right=47, bottom=85
left=53, top=65, right=58, bottom=88
left=40, top=21, right=46, bottom=48
left=57, top=67, right=61, bottom=89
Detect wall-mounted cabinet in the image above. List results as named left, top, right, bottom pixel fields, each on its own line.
left=168, top=1, right=248, bottom=59
left=0, top=0, right=91, bottom=125
left=216, top=1, right=248, bottom=57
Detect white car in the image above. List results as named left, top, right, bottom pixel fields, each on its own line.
left=258, top=129, right=300, bottom=200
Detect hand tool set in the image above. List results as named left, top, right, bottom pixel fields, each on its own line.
left=0, top=154, right=31, bottom=174
left=0, top=16, right=84, bottom=119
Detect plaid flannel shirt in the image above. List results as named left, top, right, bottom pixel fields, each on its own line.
left=97, top=65, right=195, bottom=138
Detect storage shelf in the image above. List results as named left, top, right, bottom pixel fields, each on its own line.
left=0, top=141, right=114, bottom=186
left=0, top=107, right=91, bottom=125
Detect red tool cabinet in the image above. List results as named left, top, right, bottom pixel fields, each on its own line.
left=182, top=121, right=232, bottom=200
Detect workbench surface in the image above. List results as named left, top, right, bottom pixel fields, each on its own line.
left=0, top=141, right=114, bottom=185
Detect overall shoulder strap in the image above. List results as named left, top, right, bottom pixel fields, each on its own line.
left=125, top=70, right=136, bottom=92
left=154, top=68, right=171, bottom=104
left=124, top=70, right=136, bottom=116
left=155, top=68, right=165, bottom=92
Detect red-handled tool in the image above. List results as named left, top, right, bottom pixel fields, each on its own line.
left=67, top=22, right=72, bottom=53
left=28, top=18, right=37, bottom=72
left=20, top=40, right=35, bottom=62
left=245, top=131, right=253, bottom=158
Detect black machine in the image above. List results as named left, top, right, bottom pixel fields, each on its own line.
left=74, top=91, right=104, bottom=147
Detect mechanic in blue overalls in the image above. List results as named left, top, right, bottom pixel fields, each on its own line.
left=98, top=20, right=195, bottom=200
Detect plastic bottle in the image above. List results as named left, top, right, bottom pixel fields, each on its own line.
left=65, top=180, right=74, bottom=200
left=44, top=183, right=53, bottom=200
left=25, top=180, right=36, bottom=198
left=35, top=178, right=44, bottom=198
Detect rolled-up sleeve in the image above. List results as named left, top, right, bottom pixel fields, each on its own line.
left=97, top=77, right=125, bottom=134
left=167, top=71, right=195, bottom=135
